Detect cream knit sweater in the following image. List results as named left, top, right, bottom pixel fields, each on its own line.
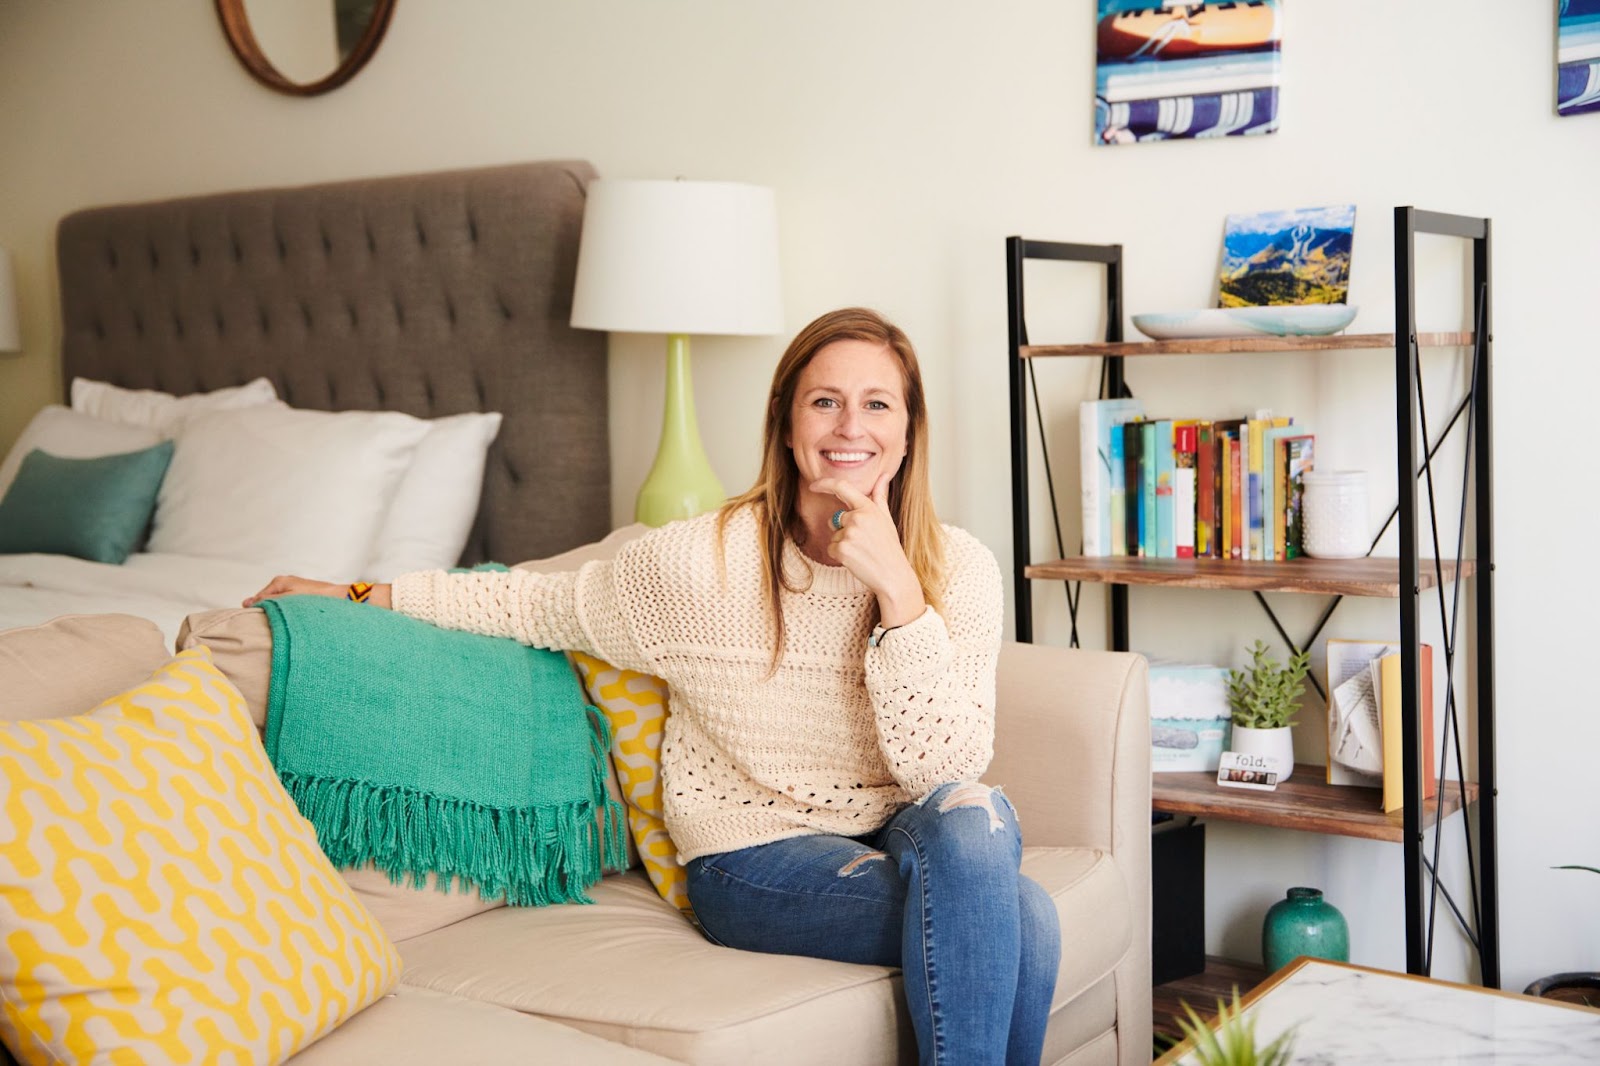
left=392, top=506, right=1004, bottom=862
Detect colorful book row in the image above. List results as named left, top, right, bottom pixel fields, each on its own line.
left=1079, top=399, right=1315, bottom=560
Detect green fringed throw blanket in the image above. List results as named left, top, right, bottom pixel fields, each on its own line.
left=261, top=594, right=625, bottom=906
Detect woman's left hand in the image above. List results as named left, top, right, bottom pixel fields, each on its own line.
left=813, top=475, right=926, bottom=628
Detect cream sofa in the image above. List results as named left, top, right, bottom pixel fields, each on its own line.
left=0, top=612, right=1150, bottom=1066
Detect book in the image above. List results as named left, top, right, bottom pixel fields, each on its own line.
left=1079, top=398, right=1145, bottom=557
left=1110, top=421, right=1128, bottom=556
left=1174, top=422, right=1197, bottom=559
left=1262, top=421, right=1300, bottom=561
left=1195, top=421, right=1216, bottom=558
left=1323, top=639, right=1441, bottom=808
left=1154, top=420, right=1175, bottom=559
left=1229, top=434, right=1243, bottom=560
left=1148, top=661, right=1232, bottom=772
left=1140, top=420, right=1157, bottom=558
left=1282, top=435, right=1314, bottom=559
left=1379, top=646, right=1437, bottom=813
left=1123, top=419, right=1144, bottom=557
left=1325, top=639, right=1392, bottom=788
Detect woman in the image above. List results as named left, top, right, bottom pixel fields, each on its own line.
left=246, top=307, right=1061, bottom=1065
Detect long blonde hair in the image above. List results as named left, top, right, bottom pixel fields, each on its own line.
left=719, top=307, right=947, bottom=668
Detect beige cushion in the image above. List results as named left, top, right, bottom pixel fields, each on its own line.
left=287, top=985, right=678, bottom=1064
left=397, top=847, right=1130, bottom=1066
left=0, top=613, right=169, bottom=721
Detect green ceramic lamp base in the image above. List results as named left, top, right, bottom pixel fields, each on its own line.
left=635, top=333, right=725, bottom=526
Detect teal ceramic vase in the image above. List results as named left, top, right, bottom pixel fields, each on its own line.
left=1262, top=886, right=1349, bottom=972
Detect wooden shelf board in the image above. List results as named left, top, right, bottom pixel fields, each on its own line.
left=1153, top=766, right=1479, bottom=842
left=1153, top=957, right=1268, bottom=1048
left=1024, top=556, right=1475, bottom=597
left=1021, top=331, right=1474, bottom=359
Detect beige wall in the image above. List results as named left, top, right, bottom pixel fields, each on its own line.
left=1, top=1, right=1593, bottom=991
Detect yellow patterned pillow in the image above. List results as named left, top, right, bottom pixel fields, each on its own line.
left=0, top=647, right=401, bottom=1064
left=570, top=652, right=690, bottom=914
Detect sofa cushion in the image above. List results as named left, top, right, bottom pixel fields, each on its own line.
left=0, top=613, right=168, bottom=721
left=397, top=847, right=1130, bottom=1065
left=286, top=986, right=677, bottom=1064
left=0, top=648, right=400, bottom=1065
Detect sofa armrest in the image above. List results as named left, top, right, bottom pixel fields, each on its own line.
left=988, top=642, right=1150, bottom=1065
left=987, top=642, right=1149, bottom=855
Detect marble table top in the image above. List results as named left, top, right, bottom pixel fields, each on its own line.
left=1161, top=958, right=1600, bottom=1065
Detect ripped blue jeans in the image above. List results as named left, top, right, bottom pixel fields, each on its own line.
left=684, top=781, right=1060, bottom=1066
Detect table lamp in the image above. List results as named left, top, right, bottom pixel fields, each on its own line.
left=0, top=249, right=20, bottom=352
left=571, top=179, right=782, bottom=526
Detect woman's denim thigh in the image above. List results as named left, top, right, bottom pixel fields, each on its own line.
left=685, top=832, right=905, bottom=967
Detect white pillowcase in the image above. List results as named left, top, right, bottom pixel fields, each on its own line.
left=0, top=406, right=163, bottom=501
left=364, top=411, right=504, bottom=581
left=71, top=377, right=281, bottom=436
left=149, top=406, right=432, bottom=582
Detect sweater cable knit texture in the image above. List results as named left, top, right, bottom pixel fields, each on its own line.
left=392, top=506, right=1004, bottom=862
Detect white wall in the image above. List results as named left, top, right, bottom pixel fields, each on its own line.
left=1, top=0, right=1594, bottom=992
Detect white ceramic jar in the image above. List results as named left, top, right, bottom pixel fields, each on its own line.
left=1301, top=470, right=1369, bottom=558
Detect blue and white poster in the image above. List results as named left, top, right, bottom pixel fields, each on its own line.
left=1559, top=0, right=1600, bottom=116
left=1094, top=1, right=1281, bottom=146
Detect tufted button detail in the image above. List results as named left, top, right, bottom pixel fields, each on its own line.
left=300, top=302, right=313, bottom=330
left=414, top=214, right=428, bottom=247
left=106, top=246, right=118, bottom=270
left=467, top=213, right=479, bottom=244
left=444, top=295, right=457, bottom=327
left=496, top=295, right=512, bottom=320
left=191, top=244, right=201, bottom=266
left=393, top=298, right=405, bottom=329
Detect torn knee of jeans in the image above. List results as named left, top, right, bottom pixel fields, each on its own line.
left=837, top=851, right=889, bottom=878
left=936, top=781, right=1007, bottom=833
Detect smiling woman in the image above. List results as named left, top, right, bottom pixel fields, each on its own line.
left=215, top=0, right=396, bottom=96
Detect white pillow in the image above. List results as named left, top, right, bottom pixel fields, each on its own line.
left=0, top=406, right=163, bottom=500
left=364, top=411, right=504, bottom=581
left=148, top=406, right=431, bottom=582
left=71, top=376, right=280, bottom=436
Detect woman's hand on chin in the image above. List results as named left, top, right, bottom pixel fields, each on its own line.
left=242, top=575, right=348, bottom=608
left=811, top=475, right=926, bottom=627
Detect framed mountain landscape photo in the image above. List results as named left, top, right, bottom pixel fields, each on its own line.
left=1219, top=205, right=1355, bottom=307
left=1094, top=0, right=1281, bottom=146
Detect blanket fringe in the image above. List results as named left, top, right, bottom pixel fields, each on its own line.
left=280, top=701, right=629, bottom=906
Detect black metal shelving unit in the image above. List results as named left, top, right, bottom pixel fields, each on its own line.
left=1005, top=207, right=1499, bottom=987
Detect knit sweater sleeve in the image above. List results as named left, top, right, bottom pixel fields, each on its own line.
left=389, top=556, right=656, bottom=675
left=863, top=527, right=1004, bottom=798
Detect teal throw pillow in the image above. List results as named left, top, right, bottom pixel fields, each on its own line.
left=0, top=442, right=176, bottom=563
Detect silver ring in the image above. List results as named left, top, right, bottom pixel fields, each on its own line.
left=830, top=509, right=846, bottom=531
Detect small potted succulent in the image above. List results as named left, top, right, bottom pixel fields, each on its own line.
left=1226, top=639, right=1310, bottom=783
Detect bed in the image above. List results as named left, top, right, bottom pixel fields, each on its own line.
left=0, top=160, right=611, bottom=645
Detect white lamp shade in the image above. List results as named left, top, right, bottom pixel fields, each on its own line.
left=0, top=250, right=19, bottom=352
left=571, top=179, right=782, bottom=336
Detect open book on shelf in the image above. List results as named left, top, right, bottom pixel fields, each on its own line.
left=1325, top=639, right=1437, bottom=813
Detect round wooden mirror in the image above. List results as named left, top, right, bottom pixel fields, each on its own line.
left=216, top=0, right=396, bottom=97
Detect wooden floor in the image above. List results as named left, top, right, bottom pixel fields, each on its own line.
left=1152, top=958, right=1268, bottom=1053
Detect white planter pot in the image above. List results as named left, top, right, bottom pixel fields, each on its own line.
left=1230, top=725, right=1295, bottom=782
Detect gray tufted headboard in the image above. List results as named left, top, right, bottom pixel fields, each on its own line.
left=55, top=161, right=609, bottom=566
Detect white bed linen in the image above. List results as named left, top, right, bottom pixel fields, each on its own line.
left=0, top=552, right=278, bottom=649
